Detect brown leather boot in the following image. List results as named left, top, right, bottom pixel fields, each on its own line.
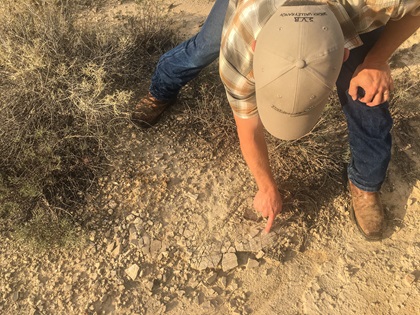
left=131, top=92, right=176, bottom=128
left=348, top=180, right=385, bottom=240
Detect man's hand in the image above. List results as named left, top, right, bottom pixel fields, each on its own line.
left=348, top=61, right=394, bottom=106
left=254, top=188, right=283, bottom=233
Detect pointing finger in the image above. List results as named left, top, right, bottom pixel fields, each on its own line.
left=264, top=215, right=275, bottom=234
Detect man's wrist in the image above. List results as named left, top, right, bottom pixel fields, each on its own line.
left=257, top=182, right=278, bottom=194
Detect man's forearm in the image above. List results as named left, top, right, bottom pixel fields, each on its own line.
left=234, top=114, right=277, bottom=192
left=365, top=14, right=420, bottom=64
left=233, top=114, right=283, bottom=232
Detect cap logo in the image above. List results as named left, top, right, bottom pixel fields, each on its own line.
left=279, top=11, right=327, bottom=23
left=279, top=12, right=327, bottom=17
left=294, top=17, right=313, bottom=22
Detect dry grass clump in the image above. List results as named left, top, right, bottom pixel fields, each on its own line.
left=0, top=0, right=176, bottom=247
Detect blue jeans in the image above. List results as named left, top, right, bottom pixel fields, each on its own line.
left=150, top=3, right=392, bottom=192
left=149, top=0, right=229, bottom=101
left=336, top=28, right=392, bottom=192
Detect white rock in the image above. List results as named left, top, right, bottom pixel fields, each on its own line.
left=125, top=264, right=140, bottom=281
left=255, top=251, right=265, bottom=259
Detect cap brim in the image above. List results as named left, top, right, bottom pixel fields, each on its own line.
left=257, top=92, right=328, bottom=140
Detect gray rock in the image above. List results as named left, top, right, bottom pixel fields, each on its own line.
left=206, top=272, right=218, bottom=285
left=222, top=253, right=238, bottom=272
left=193, top=253, right=223, bottom=270
left=150, top=240, right=162, bottom=256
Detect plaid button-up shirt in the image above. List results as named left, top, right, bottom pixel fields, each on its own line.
left=220, top=0, right=420, bottom=118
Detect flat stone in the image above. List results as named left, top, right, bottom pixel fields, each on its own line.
left=106, top=242, right=115, bottom=254
left=192, top=253, right=222, bottom=271
left=222, top=253, right=238, bottom=272
left=249, top=238, right=262, bottom=252
left=247, top=258, right=259, bottom=269
left=111, top=243, right=122, bottom=258
left=145, top=280, right=154, bottom=292
left=206, top=272, right=218, bottom=285
left=255, top=250, right=265, bottom=259
left=125, top=264, right=140, bottom=281
left=129, top=225, right=137, bottom=241
left=150, top=240, right=162, bottom=256
left=142, top=235, right=150, bottom=245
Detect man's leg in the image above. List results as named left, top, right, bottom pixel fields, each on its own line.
left=336, top=28, right=393, bottom=240
left=132, top=0, right=229, bottom=127
left=150, top=0, right=229, bottom=101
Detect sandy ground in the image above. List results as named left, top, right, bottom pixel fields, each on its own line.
left=0, top=1, right=419, bottom=314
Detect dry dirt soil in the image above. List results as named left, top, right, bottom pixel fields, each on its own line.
left=1, top=1, right=419, bottom=314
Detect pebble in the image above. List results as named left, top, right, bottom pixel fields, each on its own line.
left=129, top=225, right=137, bottom=241
left=111, top=243, right=122, bottom=258
left=108, top=200, right=118, bottom=210
left=246, top=258, right=259, bottom=269
left=150, top=240, right=162, bottom=256
left=106, top=242, right=115, bottom=254
left=206, top=272, right=218, bottom=285
left=145, top=280, right=154, bottom=293
left=404, top=273, right=416, bottom=285
left=219, top=276, right=228, bottom=288
left=255, top=250, right=265, bottom=259
left=125, top=264, right=140, bottom=280
left=12, top=291, right=19, bottom=302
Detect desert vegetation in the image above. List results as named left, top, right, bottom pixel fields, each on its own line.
left=0, top=0, right=177, bottom=247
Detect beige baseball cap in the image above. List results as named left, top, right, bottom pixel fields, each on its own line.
left=253, top=5, right=344, bottom=140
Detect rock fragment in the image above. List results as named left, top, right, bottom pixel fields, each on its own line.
left=125, top=264, right=140, bottom=281
left=404, top=273, right=416, bottom=285
left=106, top=241, right=115, bottom=254
left=255, top=250, right=265, bottom=259
left=246, top=258, right=259, bottom=269
left=205, top=272, right=218, bottom=285
left=222, top=253, right=238, bottom=272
